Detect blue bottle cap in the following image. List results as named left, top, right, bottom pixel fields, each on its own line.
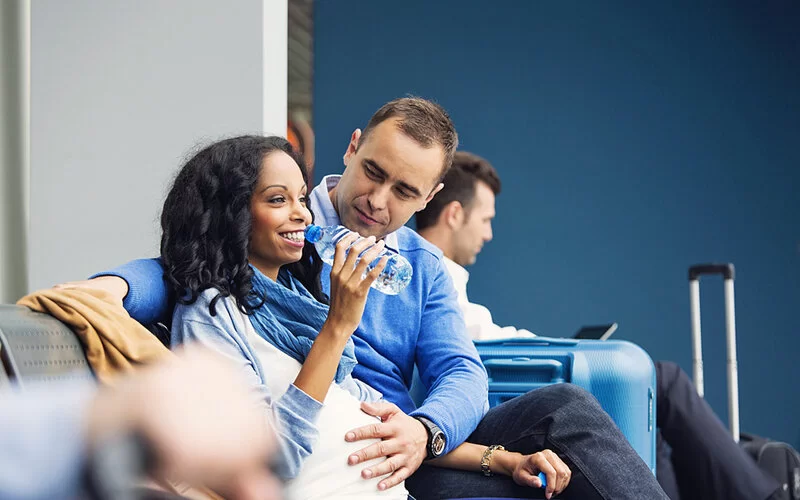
left=538, top=471, right=547, bottom=488
left=304, top=224, right=322, bottom=243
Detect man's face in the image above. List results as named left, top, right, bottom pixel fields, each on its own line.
left=333, top=117, right=445, bottom=239
left=452, top=181, right=495, bottom=267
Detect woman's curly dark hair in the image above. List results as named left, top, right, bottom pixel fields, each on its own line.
left=160, top=135, right=326, bottom=315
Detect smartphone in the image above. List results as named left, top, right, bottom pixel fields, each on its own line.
left=573, top=323, right=618, bottom=340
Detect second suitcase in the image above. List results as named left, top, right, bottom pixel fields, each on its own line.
left=474, top=336, right=657, bottom=474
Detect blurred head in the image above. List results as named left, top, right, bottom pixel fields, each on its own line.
left=416, top=151, right=501, bottom=267
left=161, top=135, right=326, bottom=313
left=331, top=97, right=458, bottom=239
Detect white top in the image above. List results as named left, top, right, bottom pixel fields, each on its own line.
left=443, top=257, right=537, bottom=341
left=240, top=310, right=409, bottom=500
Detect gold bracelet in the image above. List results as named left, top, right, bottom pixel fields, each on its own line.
left=480, top=444, right=506, bottom=477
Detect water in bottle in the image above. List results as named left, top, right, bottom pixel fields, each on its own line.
left=304, top=224, right=412, bottom=295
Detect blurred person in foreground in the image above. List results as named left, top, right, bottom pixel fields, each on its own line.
left=0, top=347, right=279, bottom=500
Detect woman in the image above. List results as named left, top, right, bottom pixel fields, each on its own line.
left=160, top=136, right=571, bottom=499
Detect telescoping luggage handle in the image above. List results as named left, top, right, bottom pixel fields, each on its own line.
left=688, top=263, right=739, bottom=442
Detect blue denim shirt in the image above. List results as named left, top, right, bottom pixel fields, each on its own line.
left=172, top=289, right=381, bottom=480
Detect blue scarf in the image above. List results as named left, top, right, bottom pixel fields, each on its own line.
left=248, top=265, right=357, bottom=383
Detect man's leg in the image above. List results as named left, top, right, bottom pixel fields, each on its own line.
left=406, top=384, right=668, bottom=500
left=406, top=466, right=547, bottom=499
left=656, top=431, right=681, bottom=500
left=656, top=361, right=779, bottom=500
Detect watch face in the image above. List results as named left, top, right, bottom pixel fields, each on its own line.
left=431, top=433, right=446, bottom=456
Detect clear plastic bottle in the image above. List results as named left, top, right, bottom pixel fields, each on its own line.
left=304, top=224, right=413, bottom=295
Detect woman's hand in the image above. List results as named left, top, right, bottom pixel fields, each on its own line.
left=325, top=233, right=388, bottom=335
left=294, top=234, right=387, bottom=402
left=427, top=443, right=571, bottom=500
left=510, top=450, right=571, bottom=499
left=294, top=233, right=388, bottom=402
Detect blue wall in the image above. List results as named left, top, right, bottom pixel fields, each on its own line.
left=314, top=1, right=800, bottom=447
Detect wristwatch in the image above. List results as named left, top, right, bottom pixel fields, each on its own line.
left=415, top=416, right=446, bottom=459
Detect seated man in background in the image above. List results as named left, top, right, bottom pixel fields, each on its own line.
left=0, top=347, right=278, bottom=500
left=415, top=150, right=781, bottom=500
left=415, top=151, right=533, bottom=341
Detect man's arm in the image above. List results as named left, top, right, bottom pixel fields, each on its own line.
left=342, top=258, right=488, bottom=491
left=90, top=258, right=170, bottom=324
left=58, top=258, right=171, bottom=325
left=444, top=259, right=536, bottom=341
left=461, top=300, right=537, bottom=341
left=410, top=259, right=489, bottom=452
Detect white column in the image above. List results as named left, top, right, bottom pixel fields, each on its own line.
left=0, top=0, right=30, bottom=303
left=28, top=0, right=286, bottom=290
left=263, top=0, right=288, bottom=135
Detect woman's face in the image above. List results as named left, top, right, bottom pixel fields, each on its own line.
left=248, top=151, right=312, bottom=280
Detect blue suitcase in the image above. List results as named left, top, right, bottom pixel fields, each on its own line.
left=474, top=336, right=657, bottom=474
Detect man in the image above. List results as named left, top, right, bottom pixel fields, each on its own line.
left=415, top=150, right=534, bottom=341
left=67, top=98, right=667, bottom=499
left=0, top=347, right=278, bottom=500
left=415, top=150, right=780, bottom=500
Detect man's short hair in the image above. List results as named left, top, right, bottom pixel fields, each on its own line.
left=415, top=151, right=501, bottom=231
left=358, top=97, right=458, bottom=180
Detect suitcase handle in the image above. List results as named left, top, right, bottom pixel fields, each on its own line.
left=688, top=262, right=740, bottom=442
left=688, top=263, right=735, bottom=281
left=487, top=381, right=565, bottom=393
left=475, top=337, right=580, bottom=348
left=483, top=358, right=565, bottom=381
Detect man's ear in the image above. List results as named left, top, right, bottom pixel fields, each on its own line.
left=419, top=182, right=444, bottom=211
left=343, top=128, right=362, bottom=167
left=443, top=200, right=465, bottom=229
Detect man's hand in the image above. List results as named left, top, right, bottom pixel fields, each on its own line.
left=345, top=401, right=428, bottom=491
left=54, top=275, right=129, bottom=304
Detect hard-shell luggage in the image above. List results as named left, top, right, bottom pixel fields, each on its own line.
left=474, top=336, right=657, bottom=473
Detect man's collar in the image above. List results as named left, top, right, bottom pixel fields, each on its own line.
left=443, top=256, right=470, bottom=285
left=310, top=174, right=400, bottom=252
left=309, top=175, right=341, bottom=229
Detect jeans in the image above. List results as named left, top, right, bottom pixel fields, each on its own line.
left=406, top=384, right=668, bottom=499
left=654, top=361, right=779, bottom=500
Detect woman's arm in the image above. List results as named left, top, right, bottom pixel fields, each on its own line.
left=292, top=234, right=387, bottom=402
left=172, top=312, right=320, bottom=481
left=428, top=442, right=572, bottom=499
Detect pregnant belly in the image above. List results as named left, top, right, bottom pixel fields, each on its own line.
left=285, top=384, right=409, bottom=499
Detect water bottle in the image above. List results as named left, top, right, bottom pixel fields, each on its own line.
left=304, top=224, right=413, bottom=295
